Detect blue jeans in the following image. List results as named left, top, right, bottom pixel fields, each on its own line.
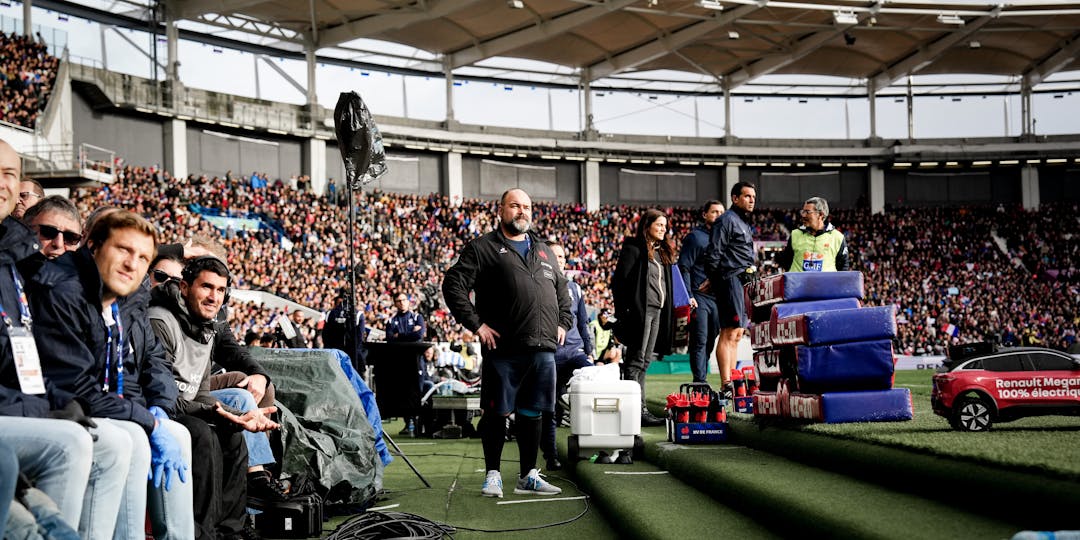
left=689, top=293, right=720, bottom=383
left=1, top=441, right=17, bottom=537
left=7, top=487, right=81, bottom=540
left=105, top=418, right=195, bottom=540
left=0, top=417, right=93, bottom=531
left=212, top=388, right=275, bottom=468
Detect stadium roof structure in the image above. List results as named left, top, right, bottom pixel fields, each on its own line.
left=158, top=0, right=1080, bottom=92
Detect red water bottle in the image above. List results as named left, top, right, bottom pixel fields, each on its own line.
left=742, top=366, right=758, bottom=394
left=731, top=369, right=746, bottom=397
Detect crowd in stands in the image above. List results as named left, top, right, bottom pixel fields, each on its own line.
left=65, top=163, right=1080, bottom=357
left=0, top=31, right=58, bottom=129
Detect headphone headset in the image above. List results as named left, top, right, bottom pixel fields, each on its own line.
left=181, top=256, right=233, bottom=304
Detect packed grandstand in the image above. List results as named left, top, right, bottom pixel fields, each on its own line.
left=68, top=161, right=1080, bottom=358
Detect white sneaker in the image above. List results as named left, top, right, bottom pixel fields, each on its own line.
left=514, top=468, right=562, bottom=495
left=481, top=470, right=503, bottom=498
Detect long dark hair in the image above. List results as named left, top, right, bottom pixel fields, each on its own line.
left=636, top=208, right=675, bottom=265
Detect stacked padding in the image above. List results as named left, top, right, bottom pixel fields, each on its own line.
left=746, top=271, right=913, bottom=423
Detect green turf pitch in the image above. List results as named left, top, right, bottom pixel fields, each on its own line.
left=337, top=434, right=619, bottom=539
left=645, top=372, right=1080, bottom=479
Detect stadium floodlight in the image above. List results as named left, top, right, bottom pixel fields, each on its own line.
left=1046, top=158, right=1067, bottom=164
left=972, top=160, right=992, bottom=166
left=507, top=0, right=524, bottom=8
left=630, top=159, right=651, bottom=164
left=821, top=162, right=842, bottom=168
left=937, top=13, right=965, bottom=25
left=834, top=10, right=858, bottom=25
left=1026, top=159, right=1041, bottom=164
left=565, top=155, right=586, bottom=161
left=999, top=159, right=1019, bottom=165
left=703, top=161, right=725, bottom=166
left=680, top=160, right=700, bottom=166
left=696, top=0, right=724, bottom=11
left=893, top=162, right=912, bottom=168
left=918, top=161, right=939, bottom=167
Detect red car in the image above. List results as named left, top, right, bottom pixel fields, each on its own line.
left=931, top=344, right=1080, bottom=432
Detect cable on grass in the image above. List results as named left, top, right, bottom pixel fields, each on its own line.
left=324, top=511, right=455, bottom=539
left=449, top=475, right=593, bottom=533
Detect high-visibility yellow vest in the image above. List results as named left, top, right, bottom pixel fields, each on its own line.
left=788, top=226, right=845, bottom=272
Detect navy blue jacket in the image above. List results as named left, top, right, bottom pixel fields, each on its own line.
left=0, top=217, right=70, bottom=417
left=386, top=310, right=426, bottom=342
left=29, top=248, right=157, bottom=433
left=121, top=281, right=179, bottom=414
left=677, top=223, right=712, bottom=294
left=704, top=207, right=756, bottom=281
left=555, top=280, right=593, bottom=362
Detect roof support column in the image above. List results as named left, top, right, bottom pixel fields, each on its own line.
left=305, top=46, right=317, bottom=109
left=444, top=60, right=456, bottom=127
left=1020, top=165, right=1039, bottom=210
left=869, top=165, right=885, bottom=215
left=165, top=0, right=179, bottom=85
left=163, top=118, right=187, bottom=181
left=582, top=68, right=596, bottom=140
left=583, top=160, right=600, bottom=212
left=868, top=80, right=878, bottom=141
left=1021, top=78, right=1033, bottom=138
left=446, top=151, right=463, bottom=206
left=304, top=138, right=327, bottom=195
left=906, top=76, right=914, bottom=142
left=723, top=83, right=732, bottom=145
left=724, top=164, right=740, bottom=200
left=23, top=0, right=31, bottom=37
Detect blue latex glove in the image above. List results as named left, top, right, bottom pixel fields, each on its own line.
left=147, top=420, right=188, bottom=491
left=148, top=406, right=170, bottom=423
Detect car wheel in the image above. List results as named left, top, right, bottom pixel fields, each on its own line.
left=951, top=396, right=994, bottom=432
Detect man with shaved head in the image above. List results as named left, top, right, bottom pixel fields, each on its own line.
left=443, top=188, right=572, bottom=498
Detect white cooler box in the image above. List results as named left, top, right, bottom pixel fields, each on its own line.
left=567, top=379, right=644, bottom=460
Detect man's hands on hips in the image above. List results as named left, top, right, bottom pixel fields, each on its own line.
left=477, top=323, right=500, bottom=349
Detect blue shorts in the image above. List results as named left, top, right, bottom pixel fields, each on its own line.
left=717, top=274, right=749, bottom=329
left=480, top=350, right=556, bottom=415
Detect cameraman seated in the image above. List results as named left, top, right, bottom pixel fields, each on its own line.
left=149, top=256, right=279, bottom=538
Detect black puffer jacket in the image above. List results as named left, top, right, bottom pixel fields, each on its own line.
left=442, top=230, right=572, bottom=353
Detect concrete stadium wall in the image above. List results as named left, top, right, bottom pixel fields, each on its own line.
left=324, top=144, right=442, bottom=195
left=73, top=92, right=163, bottom=166
left=1039, top=166, right=1080, bottom=202
left=461, top=156, right=580, bottom=202
left=742, top=169, right=867, bottom=209
left=600, top=166, right=724, bottom=207
left=186, top=128, right=301, bottom=181
left=68, top=102, right=1078, bottom=207
left=883, top=169, right=1020, bottom=207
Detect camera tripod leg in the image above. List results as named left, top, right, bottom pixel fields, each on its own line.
left=382, top=432, right=431, bottom=488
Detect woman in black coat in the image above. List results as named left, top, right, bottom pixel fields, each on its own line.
left=611, top=208, right=675, bottom=426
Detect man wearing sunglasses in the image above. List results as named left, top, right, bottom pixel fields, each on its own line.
left=22, top=195, right=82, bottom=260
left=12, top=178, right=43, bottom=219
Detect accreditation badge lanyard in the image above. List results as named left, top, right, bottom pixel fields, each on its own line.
left=3, top=268, right=46, bottom=394
left=102, top=302, right=125, bottom=397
